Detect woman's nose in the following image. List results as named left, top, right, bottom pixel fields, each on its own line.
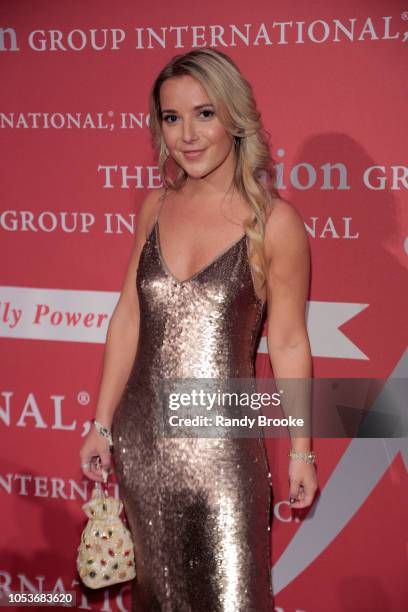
left=182, top=118, right=198, bottom=142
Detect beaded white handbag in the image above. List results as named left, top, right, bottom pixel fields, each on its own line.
left=76, top=476, right=136, bottom=589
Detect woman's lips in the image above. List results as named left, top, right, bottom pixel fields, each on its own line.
left=182, top=149, right=206, bottom=159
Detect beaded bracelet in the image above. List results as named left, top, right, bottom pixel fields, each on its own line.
left=93, top=418, right=113, bottom=448
left=288, top=449, right=316, bottom=464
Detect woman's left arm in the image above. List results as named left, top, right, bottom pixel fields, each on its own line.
left=264, top=198, right=318, bottom=509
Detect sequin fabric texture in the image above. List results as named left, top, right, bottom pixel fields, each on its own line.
left=111, top=198, right=274, bottom=611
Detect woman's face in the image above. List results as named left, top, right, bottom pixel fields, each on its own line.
left=159, top=75, right=235, bottom=181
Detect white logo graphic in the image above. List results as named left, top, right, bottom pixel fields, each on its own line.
left=259, top=301, right=370, bottom=360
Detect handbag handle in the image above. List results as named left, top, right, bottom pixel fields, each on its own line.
left=92, top=455, right=110, bottom=496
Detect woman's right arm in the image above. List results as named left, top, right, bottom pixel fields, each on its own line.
left=79, top=188, right=164, bottom=481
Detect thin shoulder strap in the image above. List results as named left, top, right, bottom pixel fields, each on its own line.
left=154, top=188, right=168, bottom=225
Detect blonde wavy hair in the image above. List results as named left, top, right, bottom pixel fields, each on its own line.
left=148, top=48, right=280, bottom=292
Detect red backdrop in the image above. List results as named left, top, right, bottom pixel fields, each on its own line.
left=1, top=1, right=407, bottom=610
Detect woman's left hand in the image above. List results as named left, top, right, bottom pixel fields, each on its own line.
left=288, top=459, right=318, bottom=509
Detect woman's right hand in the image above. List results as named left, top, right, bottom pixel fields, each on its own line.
left=79, top=425, right=113, bottom=482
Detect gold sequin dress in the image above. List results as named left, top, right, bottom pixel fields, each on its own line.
left=112, top=194, right=273, bottom=611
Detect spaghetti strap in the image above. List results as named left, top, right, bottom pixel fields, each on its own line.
left=154, top=188, right=168, bottom=225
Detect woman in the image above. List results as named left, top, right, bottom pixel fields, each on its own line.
left=80, top=48, right=318, bottom=611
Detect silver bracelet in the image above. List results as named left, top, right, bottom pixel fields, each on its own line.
left=288, top=449, right=316, bottom=464
left=93, top=418, right=113, bottom=448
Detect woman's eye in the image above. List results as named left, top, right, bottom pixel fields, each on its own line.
left=162, top=110, right=214, bottom=123
left=163, top=114, right=178, bottom=124
left=200, top=109, right=214, bottom=119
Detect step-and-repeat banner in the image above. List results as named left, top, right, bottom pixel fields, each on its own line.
left=1, top=1, right=407, bottom=610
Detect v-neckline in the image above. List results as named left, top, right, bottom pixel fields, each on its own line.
left=155, top=221, right=246, bottom=286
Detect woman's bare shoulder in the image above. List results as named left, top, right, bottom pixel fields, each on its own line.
left=265, top=197, right=306, bottom=241
left=264, top=197, right=309, bottom=256
left=267, top=195, right=302, bottom=220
